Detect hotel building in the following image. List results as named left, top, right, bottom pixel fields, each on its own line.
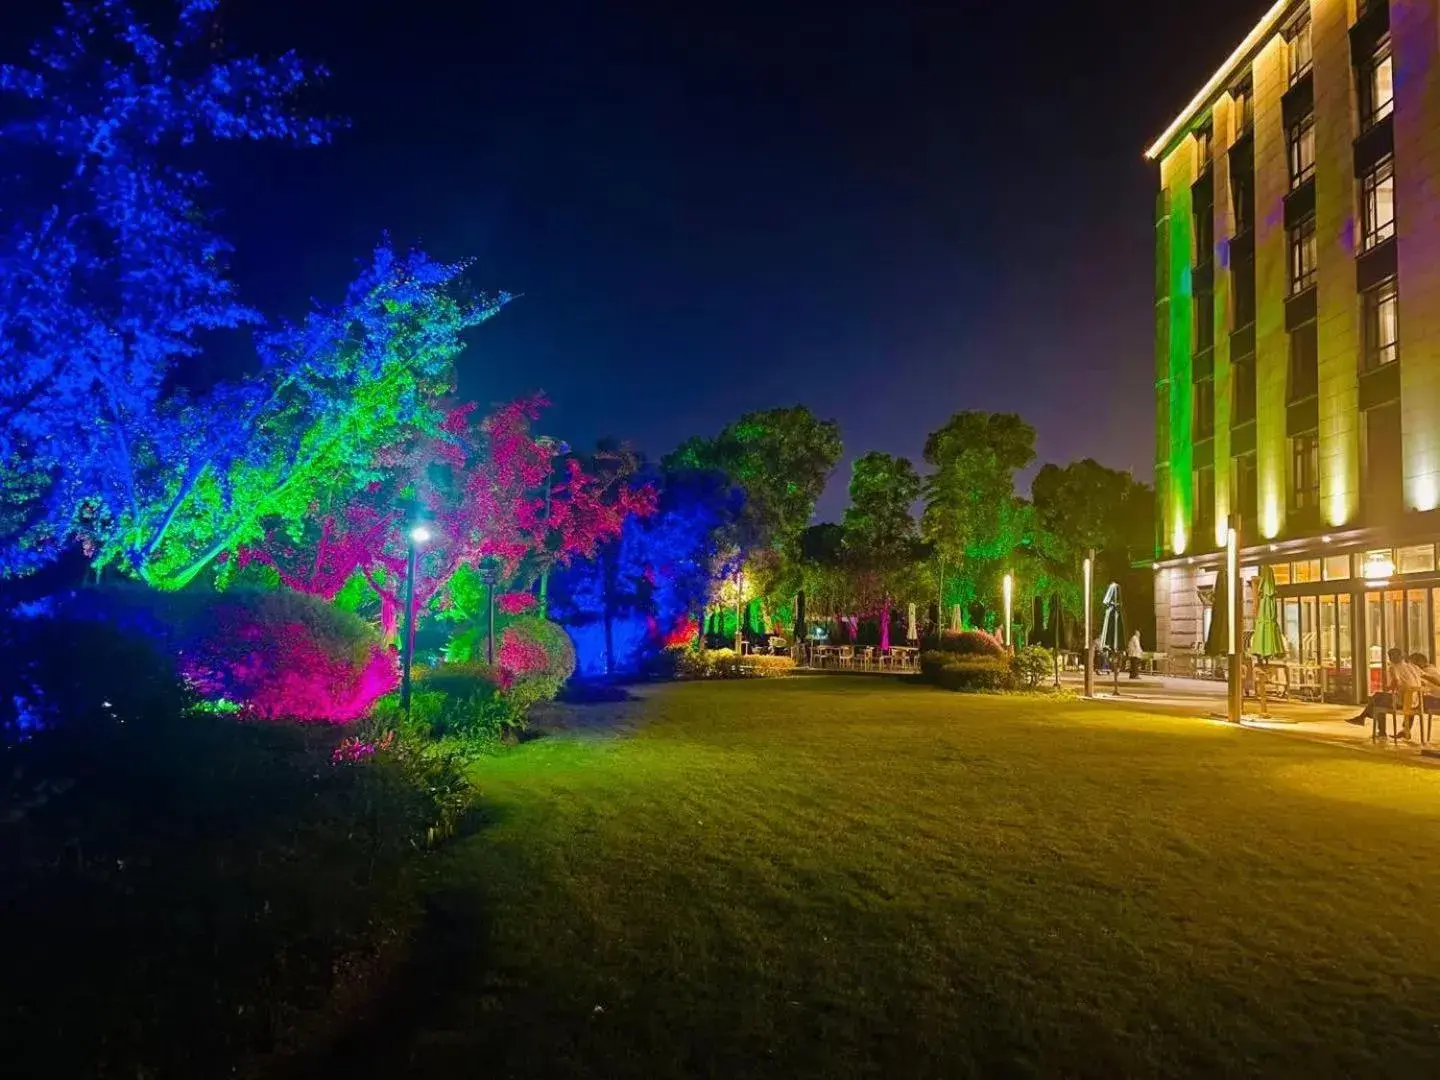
left=1149, top=0, right=1440, bottom=701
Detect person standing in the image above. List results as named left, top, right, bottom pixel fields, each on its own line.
left=1126, top=630, right=1144, bottom=679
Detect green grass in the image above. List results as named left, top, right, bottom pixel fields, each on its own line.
left=341, top=678, right=1440, bottom=1078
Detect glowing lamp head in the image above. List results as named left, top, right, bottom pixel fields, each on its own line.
left=409, top=525, right=432, bottom=545
left=1363, top=551, right=1395, bottom=586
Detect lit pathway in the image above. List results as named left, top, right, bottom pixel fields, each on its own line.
left=1059, top=670, right=1440, bottom=764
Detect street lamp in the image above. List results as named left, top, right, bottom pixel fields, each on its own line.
left=535, top=436, right=570, bottom=616
left=478, top=557, right=500, bottom=666
left=1083, top=549, right=1094, bottom=698
left=1002, top=572, right=1013, bottom=648
left=733, top=568, right=745, bottom=654
left=400, top=522, right=432, bottom=719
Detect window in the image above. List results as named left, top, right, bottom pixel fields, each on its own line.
left=1233, top=453, right=1257, bottom=521
left=1231, top=163, right=1254, bottom=235
left=1193, top=200, right=1214, bottom=265
left=1363, top=403, right=1403, bottom=517
left=1194, top=378, right=1215, bottom=438
left=1232, top=256, right=1255, bottom=328
left=1194, top=124, right=1212, bottom=172
left=1195, top=465, right=1215, bottom=535
left=1291, top=431, right=1320, bottom=514
left=1324, top=555, right=1351, bottom=581
left=1194, top=291, right=1214, bottom=351
left=1293, top=559, right=1321, bottom=584
left=1361, top=39, right=1394, bottom=127
left=1289, top=215, right=1317, bottom=294
left=1290, top=322, right=1318, bottom=400
left=1362, top=278, right=1399, bottom=370
left=1360, top=158, right=1395, bottom=251
left=1231, top=80, right=1252, bottom=139
left=1288, top=114, right=1316, bottom=188
left=1287, top=14, right=1312, bottom=85
left=1398, top=545, right=1436, bottom=575
left=1272, top=562, right=1292, bottom=586
left=1233, top=358, right=1257, bottom=423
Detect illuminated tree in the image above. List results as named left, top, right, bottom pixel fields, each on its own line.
left=242, top=397, right=655, bottom=642
left=841, top=452, right=926, bottom=649
left=0, top=0, right=334, bottom=576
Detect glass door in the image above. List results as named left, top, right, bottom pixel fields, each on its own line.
left=1366, top=591, right=1385, bottom=693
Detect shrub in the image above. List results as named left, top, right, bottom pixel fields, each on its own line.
left=920, top=652, right=1014, bottom=692
left=368, top=686, right=521, bottom=755
left=933, top=629, right=1007, bottom=658
left=1011, top=645, right=1054, bottom=688
left=674, top=648, right=797, bottom=680
left=416, top=661, right=502, bottom=700
left=498, top=616, right=577, bottom=683
left=177, top=589, right=397, bottom=722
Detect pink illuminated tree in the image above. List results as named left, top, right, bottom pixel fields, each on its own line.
left=241, top=396, right=655, bottom=640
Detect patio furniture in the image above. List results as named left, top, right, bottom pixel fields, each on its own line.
left=836, top=646, right=854, bottom=669
left=768, top=636, right=788, bottom=655
left=856, top=646, right=874, bottom=670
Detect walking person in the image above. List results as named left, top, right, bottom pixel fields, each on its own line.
left=1126, top=630, right=1144, bottom=680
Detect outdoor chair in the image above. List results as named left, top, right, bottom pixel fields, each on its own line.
left=837, top=646, right=853, bottom=669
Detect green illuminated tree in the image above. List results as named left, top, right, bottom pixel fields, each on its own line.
left=841, top=452, right=927, bottom=647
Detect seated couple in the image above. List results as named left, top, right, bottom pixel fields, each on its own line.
left=1349, top=649, right=1440, bottom=741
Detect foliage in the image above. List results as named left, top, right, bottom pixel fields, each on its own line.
left=841, top=452, right=928, bottom=648
left=177, top=589, right=398, bottom=722
left=370, top=687, right=522, bottom=754
left=0, top=640, right=469, bottom=1076
left=919, top=652, right=1015, bottom=692
left=932, top=628, right=1008, bottom=658
left=1010, top=644, right=1055, bottom=688
left=674, top=648, right=796, bottom=679
left=498, top=616, right=577, bottom=683
left=665, top=405, right=841, bottom=554
left=245, top=397, right=652, bottom=641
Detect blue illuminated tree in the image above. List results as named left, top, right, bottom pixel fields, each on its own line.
left=0, top=0, right=332, bottom=576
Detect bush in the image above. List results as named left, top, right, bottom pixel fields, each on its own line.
left=58, top=585, right=397, bottom=723
left=416, top=661, right=502, bottom=700
left=674, top=648, right=797, bottom=680
left=0, top=661, right=470, bottom=1077
left=1011, top=645, right=1055, bottom=688
left=933, top=629, right=1007, bottom=658
left=498, top=616, right=577, bottom=683
left=177, top=589, right=398, bottom=722
left=920, top=652, right=1014, bottom=692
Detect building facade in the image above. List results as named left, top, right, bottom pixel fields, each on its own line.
left=1149, top=0, right=1440, bottom=702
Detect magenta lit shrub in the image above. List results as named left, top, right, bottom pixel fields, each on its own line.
left=179, top=589, right=398, bottom=722
left=934, top=629, right=1007, bottom=658
left=497, top=617, right=576, bottom=684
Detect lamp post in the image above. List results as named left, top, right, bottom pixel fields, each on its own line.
left=1002, top=572, right=1013, bottom=648
left=1227, top=516, right=1242, bottom=724
left=400, top=523, right=432, bottom=719
left=478, top=557, right=500, bottom=666
left=1083, top=549, right=1094, bottom=698
left=535, top=436, right=570, bottom=616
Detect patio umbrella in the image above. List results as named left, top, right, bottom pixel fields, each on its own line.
left=907, top=602, right=918, bottom=643
left=1250, top=565, right=1284, bottom=715
left=794, top=590, right=806, bottom=641
left=1099, top=581, right=1125, bottom=695
left=1204, top=562, right=1228, bottom=659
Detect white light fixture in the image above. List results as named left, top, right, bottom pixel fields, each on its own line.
left=1321, top=535, right=1332, bottom=544
left=409, top=525, right=432, bottom=545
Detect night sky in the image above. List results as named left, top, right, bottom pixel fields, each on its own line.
left=9, top=0, right=1270, bottom=519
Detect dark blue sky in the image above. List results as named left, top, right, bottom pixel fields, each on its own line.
left=8, top=0, right=1268, bottom=519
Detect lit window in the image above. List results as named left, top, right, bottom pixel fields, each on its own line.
left=1287, top=16, right=1313, bottom=85
left=1272, top=562, right=1292, bottom=586
left=1293, top=560, right=1321, bottom=584
left=1398, top=545, right=1436, bottom=575
left=1194, top=124, right=1212, bottom=172
left=1323, top=555, right=1351, bottom=581
left=1363, top=41, right=1394, bottom=127
left=1231, top=81, right=1252, bottom=139
left=1194, top=378, right=1215, bottom=438
left=1288, top=115, right=1315, bottom=188
left=1361, top=158, right=1395, bottom=251
left=1289, top=216, right=1317, bottom=294
left=1362, top=278, right=1399, bottom=370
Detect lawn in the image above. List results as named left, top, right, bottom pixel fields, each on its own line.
left=310, top=677, right=1440, bottom=1078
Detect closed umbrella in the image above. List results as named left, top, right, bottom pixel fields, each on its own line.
left=1250, top=565, right=1284, bottom=715
left=1204, top=562, right=1228, bottom=659
left=907, top=602, right=918, bottom=644
left=1100, top=581, right=1125, bottom=695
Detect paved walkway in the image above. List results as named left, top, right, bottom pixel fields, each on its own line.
left=1062, top=670, right=1440, bottom=764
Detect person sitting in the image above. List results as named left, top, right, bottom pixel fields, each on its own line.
left=1348, top=648, right=1422, bottom=738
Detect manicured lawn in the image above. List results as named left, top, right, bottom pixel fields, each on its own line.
left=335, top=678, right=1440, bottom=1078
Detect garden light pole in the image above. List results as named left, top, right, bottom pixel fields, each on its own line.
left=1226, top=516, right=1242, bottom=724
left=535, top=436, right=569, bottom=616
left=400, top=523, right=432, bottom=720
left=1002, top=572, right=1013, bottom=647
left=1083, top=550, right=1094, bottom=698
left=479, top=558, right=500, bottom=666
left=734, top=568, right=745, bottom=654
